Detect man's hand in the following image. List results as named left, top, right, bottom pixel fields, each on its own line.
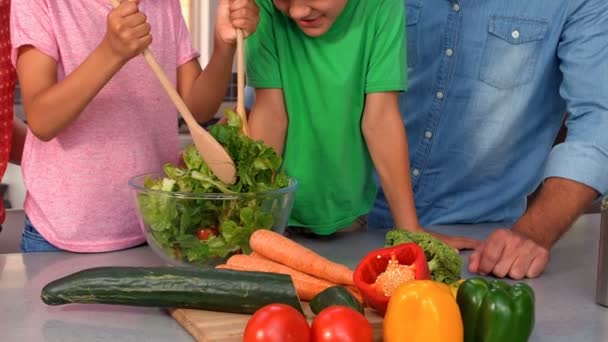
left=429, top=231, right=481, bottom=251
left=468, top=229, right=550, bottom=279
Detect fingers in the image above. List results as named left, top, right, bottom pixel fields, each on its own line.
left=109, top=3, right=148, bottom=35
left=477, top=229, right=508, bottom=275
left=505, top=244, right=548, bottom=279
left=136, top=34, right=153, bottom=51
left=505, top=238, right=537, bottom=279
left=470, top=229, right=550, bottom=280
left=229, top=0, right=260, bottom=36
left=127, top=22, right=152, bottom=40
left=106, top=0, right=151, bottom=58
left=453, top=236, right=482, bottom=250
left=230, top=0, right=259, bottom=17
left=428, top=232, right=480, bottom=250
left=492, top=248, right=518, bottom=278
left=118, top=0, right=141, bottom=17
left=468, top=246, right=482, bottom=273
left=527, top=250, right=549, bottom=278
left=122, top=12, right=148, bottom=30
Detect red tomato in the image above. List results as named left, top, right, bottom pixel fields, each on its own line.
left=311, top=306, right=373, bottom=342
left=196, top=228, right=218, bottom=240
left=243, top=304, right=310, bottom=342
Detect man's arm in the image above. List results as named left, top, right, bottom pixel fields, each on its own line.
left=470, top=0, right=608, bottom=279
left=515, top=178, right=598, bottom=248
left=470, top=178, right=598, bottom=279
left=248, top=88, right=288, bottom=155
left=9, top=116, right=27, bottom=165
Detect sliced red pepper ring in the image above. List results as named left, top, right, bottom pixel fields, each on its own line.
left=353, top=243, right=431, bottom=315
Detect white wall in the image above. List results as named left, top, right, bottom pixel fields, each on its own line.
left=1, top=164, right=25, bottom=253
left=2, top=164, right=25, bottom=210
left=196, top=0, right=216, bottom=67
left=195, top=0, right=236, bottom=71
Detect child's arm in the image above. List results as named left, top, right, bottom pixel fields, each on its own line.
left=178, top=0, right=259, bottom=123
left=9, top=116, right=27, bottom=165
left=249, top=89, right=288, bottom=155
left=178, top=42, right=235, bottom=123
left=363, top=92, right=480, bottom=249
left=16, top=1, right=151, bottom=141
left=362, top=92, right=420, bottom=232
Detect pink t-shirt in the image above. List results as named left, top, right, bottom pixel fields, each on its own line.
left=11, top=0, right=200, bottom=252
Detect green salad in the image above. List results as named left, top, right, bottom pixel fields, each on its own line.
left=136, top=111, right=290, bottom=264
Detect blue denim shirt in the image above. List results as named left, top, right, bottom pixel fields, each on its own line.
left=370, top=0, right=608, bottom=228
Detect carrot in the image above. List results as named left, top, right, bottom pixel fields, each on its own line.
left=224, top=254, right=335, bottom=301
left=217, top=258, right=364, bottom=304
left=250, top=229, right=355, bottom=286
left=252, top=247, right=363, bottom=303
left=249, top=251, right=263, bottom=258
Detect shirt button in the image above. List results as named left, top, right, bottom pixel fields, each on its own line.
left=452, top=3, right=460, bottom=12
left=445, top=48, right=454, bottom=57
left=424, top=131, right=433, bottom=139
left=511, top=30, right=520, bottom=39
left=412, top=169, right=420, bottom=177
left=436, top=91, right=444, bottom=99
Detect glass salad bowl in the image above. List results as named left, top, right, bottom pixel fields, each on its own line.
left=129, top=172, right=297, bottom=268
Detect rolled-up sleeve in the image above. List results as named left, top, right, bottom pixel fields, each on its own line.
left=544, top=0, right=608, bottom=195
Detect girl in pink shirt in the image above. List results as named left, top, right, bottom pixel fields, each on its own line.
left=11, top=0, right=259, bottom=253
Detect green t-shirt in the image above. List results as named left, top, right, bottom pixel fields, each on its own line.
left=246, top=0, right=407, bottom=234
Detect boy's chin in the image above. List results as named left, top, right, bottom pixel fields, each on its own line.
left=296, top=19, right=334, bottom=37
left=299, top=27, right=330, bottom=37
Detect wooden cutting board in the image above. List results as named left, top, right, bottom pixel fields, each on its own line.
left=170, top=303, right=384, bottom=342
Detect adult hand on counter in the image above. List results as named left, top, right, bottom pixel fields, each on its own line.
left=468, top=178, right=599, bottom=279
left=468, top=229, right=549, bottom=280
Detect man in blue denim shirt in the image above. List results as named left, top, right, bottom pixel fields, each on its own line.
left=370, top=0, right=608, bottom=279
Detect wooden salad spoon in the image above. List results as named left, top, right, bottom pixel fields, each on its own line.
left=236, top=29, right=250, bottom=136
left=109, top=0, right=237, bottom=185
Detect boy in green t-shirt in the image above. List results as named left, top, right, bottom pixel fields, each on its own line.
left=246, top=0, right=420, bottom=235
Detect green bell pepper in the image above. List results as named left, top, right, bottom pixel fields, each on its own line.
left=456, top=277, right=535, bottom=342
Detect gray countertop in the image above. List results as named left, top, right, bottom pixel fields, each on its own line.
left=1, top=214, right=607, bottom=341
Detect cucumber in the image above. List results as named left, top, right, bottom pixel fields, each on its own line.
left=41, top=267, right=303, bottom=314
left=310, top=286, right=364, bottom=314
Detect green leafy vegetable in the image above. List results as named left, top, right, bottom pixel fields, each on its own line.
left=136, top=111, right=290, bottom=265
left=385, top=230, right=463, bottom=285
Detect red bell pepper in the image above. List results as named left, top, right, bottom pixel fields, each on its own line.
left=353, top=243, right=430, bottom=315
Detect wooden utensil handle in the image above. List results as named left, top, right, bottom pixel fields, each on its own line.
left=236, top=29, right=250, bottom=136
left=140, top=49, right=199, bottom=127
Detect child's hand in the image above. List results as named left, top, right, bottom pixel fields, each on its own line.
left=215, top=0, right=260, bottom=45
left=102, top=0, right=152, bottom=62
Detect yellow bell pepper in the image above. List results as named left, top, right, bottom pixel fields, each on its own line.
left=383, top=280, right=464, bottom=342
